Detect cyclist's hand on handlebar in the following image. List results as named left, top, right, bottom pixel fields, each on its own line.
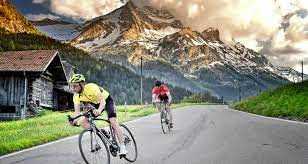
left=67, top=115, right=79, bottom=126
left=72, top=119, right=78, bottom=126
left=93, top=110, right=101, bottom=117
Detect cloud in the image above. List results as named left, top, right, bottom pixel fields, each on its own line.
left=273, top=46, right=304, bottom=55
left=32, top=0, right=48, bottom=4
left=42, top=0, right=308, bottom=72
left=48, top=0, right=126, bottom=21
left=26, top=13, right=60, bottom=21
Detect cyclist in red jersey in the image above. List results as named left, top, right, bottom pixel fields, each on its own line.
left=152, top=80, right=173, bottom=128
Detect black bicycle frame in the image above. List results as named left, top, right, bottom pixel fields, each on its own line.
left=90, top=118, right=118, bottom=146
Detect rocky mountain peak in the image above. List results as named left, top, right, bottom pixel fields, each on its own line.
left=64, top=0, right=301, bottom=100
left=202, top=27, right=220, bottom=41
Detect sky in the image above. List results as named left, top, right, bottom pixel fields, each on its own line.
left=12, top=0, right=308, bottom=73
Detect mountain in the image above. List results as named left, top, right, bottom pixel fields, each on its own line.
left=71, top=1, right=182, bottom=50
left=70, top=1, right=302, bottom=100
left=201, top=27, right=220, bottom=41
left=275, top=66, right=308, bottom=82
left=30, top=18, right=72, bottom=26
left=0, top=0, right=38, bottom=34
left=0, top=1, right=194, bottom=104
left=30, top=18, right=80, bottom=41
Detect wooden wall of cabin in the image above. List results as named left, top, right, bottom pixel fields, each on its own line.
left=0, top=75, right=25, bottom=116
left=30, top=75, right=54, bottom=108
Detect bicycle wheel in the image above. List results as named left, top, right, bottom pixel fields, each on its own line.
left=120, top=124, right=138, bottom=162
left=79, top=129, right=110, bottom=164
left=165, top=110, right=171, bottom=131
left=160, top=110, right=169, bottom=134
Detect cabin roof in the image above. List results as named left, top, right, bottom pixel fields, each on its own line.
left=0, top=50, right=58, bottom=72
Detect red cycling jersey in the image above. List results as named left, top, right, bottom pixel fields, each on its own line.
left=152, top=85, right=170, bottom=96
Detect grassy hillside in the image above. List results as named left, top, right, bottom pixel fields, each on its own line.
left=233, top=80, right=308, bottom=121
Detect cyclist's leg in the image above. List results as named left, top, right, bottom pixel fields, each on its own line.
left=155, top=96, right=163, bottom=112
left=105, top=96, right=126, bottom=154
left=165, top=99, right=173, bottom=125
left=109, top=117, right=123, bottom=143
left=155, top=102, right=162, bottom=113
left=167, top=105, right=173, bottom=124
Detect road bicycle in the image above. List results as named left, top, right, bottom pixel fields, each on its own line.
left=68, top=105, right=138, bottom=164
left=157, top=101, right=172, bottom=134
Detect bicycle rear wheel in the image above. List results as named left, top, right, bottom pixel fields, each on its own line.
left=160, top=110, right=170, bottom=134
left=79, top=129, right=110, bottom=164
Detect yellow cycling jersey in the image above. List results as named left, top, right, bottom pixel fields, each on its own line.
left=73, top=83, right=110, bottom=105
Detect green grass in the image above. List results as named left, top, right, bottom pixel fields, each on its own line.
left=0, top=103, right=202, bottom=156
left=233, top=80, right=308, bottom=121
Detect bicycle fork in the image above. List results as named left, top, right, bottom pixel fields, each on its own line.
left=90, top=130, right=102, bottom=153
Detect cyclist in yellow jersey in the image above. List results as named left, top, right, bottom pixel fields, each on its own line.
left=69, top=74, right=127, bottom=155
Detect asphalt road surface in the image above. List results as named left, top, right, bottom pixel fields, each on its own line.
left=1, top=105, right=308, bottom=164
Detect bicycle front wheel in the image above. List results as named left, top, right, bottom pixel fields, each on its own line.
left=120, top=124, right=138, bottom=162
left=79, top=129, right=110, bottom=164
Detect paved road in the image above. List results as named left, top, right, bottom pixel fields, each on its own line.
left=1, top=105, right=308, bottom=164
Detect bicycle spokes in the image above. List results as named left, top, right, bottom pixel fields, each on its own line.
left=91, top=144, right=102, bottom=152
left=124, top=135, right=131, bottom=145
left=120, top=124, right=138, bottom=162
left=79, top=130, right=110, bottom=164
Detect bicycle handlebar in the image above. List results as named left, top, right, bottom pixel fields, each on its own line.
left=67, top=115, right=81, bottom=127
left=67, top=108, right=96, bottom=127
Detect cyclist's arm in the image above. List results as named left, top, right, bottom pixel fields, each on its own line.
left=74, top=103, right=81, bottom=115
left=166, top=92, right=172, bottom=103
left=70, top=103, right=81, bottom=125
left=73, top=94, right=81, bottom=116
left=97, top=94, right=106, bottom=113
left=152, top=93, right=159, bottom=103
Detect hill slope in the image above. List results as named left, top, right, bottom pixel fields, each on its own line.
left=234, top=81, right=308, bottom=121
left=0, top=0, right=38, bottom=34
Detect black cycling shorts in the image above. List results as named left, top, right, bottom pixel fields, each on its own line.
left=158, top=94, right=169, bottom=103
left=91, top=95, right=117, bottom=118
left=105, top=96, right=117, bottom=118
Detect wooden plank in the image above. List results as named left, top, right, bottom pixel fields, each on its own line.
left=21, top=75, right=27, bottom=119
left=0, top=77, right=5, bottom=105
left=19, top=77, right=23, bottom=105
left=4, top=76, right=8, bottom=106
left=19, top=77, right=22, bottom=105
left=14, top=76, right=17, bottom=105
left=9, top=76, right=13, bottom=106
left=3, top=77, right=8, bottom=105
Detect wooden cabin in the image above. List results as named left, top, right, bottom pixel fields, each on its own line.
left=0, top=50, right=74, bottom=120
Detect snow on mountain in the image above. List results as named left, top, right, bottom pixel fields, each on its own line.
left=64, top=1, right=303, bottom=100
left=71, top=1, right=182, bottom=48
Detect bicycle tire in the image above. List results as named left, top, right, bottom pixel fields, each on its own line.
left=165, top=110, right=171, bottom=132
left=79, top=129, right=110, bottom=164
left=120, top=124, right=138, bottom=162
left=160, top=110, right=169, bottom=134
